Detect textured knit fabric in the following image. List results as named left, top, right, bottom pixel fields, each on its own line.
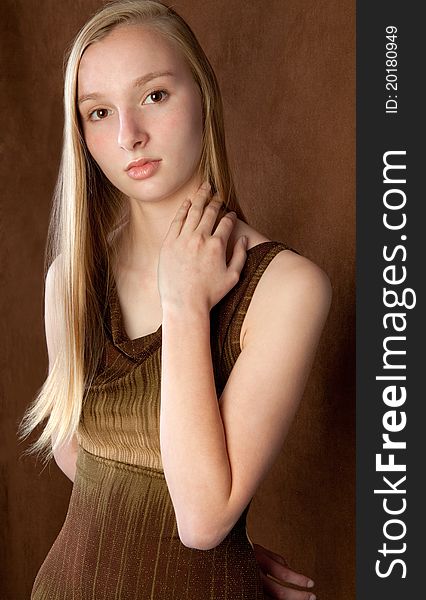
left=31, top=240, right=299, bottom=600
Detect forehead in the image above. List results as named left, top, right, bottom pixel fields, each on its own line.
left=77, top=24, right=191, bottom=93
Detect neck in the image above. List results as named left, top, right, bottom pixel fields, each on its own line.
left=115, top=173, right=204, bottom=277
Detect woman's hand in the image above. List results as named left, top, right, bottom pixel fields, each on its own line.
left=253, top=543, right=316, bottom=600
left=158, top=180, right=248, bottom=312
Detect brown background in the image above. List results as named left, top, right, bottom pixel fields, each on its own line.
left=0, top=1, right=355, bottom=598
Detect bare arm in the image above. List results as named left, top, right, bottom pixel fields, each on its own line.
left=160, top=245, right=332, bottom=550
left=44, top=259, right=78, bottom=482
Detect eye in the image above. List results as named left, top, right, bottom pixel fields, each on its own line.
left=143, top=89, right=169, bottom=104
left=87, top=108, right=112, bottom=122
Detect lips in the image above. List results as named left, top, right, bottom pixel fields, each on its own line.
left=125, top=158, right=160, bottom=171
left=125, top=159, right=161, bottom=181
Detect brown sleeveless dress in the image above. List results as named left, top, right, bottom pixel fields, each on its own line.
left=31, top=240, right=299, bottom=600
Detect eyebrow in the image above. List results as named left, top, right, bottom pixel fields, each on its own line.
left=77, top=70, right=175, bottom=105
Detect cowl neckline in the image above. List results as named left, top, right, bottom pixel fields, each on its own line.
left=107, top=240, right=283, bottom=361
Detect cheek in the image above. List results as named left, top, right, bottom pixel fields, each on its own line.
left=83, top=128, right=114, bottom=164
left=162, top=102, right=203, bottom=154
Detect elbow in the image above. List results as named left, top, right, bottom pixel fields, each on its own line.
left=178, top=515, right=229, bottom=551
left=180, top=531, right=224, bottom=551
left=52, top=446, right=77, bottom=483
left=52, top=451, right=70, bottom=482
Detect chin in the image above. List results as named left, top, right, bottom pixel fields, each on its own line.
left=113, top=167, right=199, bottom=202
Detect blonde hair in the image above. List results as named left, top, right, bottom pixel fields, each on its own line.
left=18, top=0, right=248, bottom=464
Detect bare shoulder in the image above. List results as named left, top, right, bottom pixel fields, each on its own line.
left=45, top=254, right=65, bottom=373
left=45, top=254, right=64, bottom=326
left=45, top=253, right=65, bottom=286
left=263, top=246, right=332, bottom=298
left=240, top=229, right=332, bottom=349
left=232, top=215, right=332, bottom=302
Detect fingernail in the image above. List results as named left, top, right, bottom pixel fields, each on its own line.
left=307, top=579, right=315, bottom=588
left=309, top=595, right=316, bottom=600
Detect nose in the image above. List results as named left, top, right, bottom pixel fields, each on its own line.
left=117, top=108, right=148, bottom=152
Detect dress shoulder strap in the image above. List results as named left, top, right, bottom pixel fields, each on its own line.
left=210, top=240, right=301, bottom=395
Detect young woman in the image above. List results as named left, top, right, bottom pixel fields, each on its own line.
left=20, top=1, right=331, bottom=598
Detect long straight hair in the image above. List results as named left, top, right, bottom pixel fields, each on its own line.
left=18, top=0, right=248, bottom=464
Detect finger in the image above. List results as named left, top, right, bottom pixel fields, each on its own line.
left=166, top=198, right=192, bottom=239
left=254, top=549, right=314, bottom=590
left=180, top=181, right=212, bottom=233
left=260, top=572, right=316, bottom=600
left=225, top=234, right=247, bottom=278
left=195, top=195, right=224, bottom=233
left=211, top=209, right=237, bottom=243
left=253, top=543, right=288, bottom=567
left=261, top=561, right=315, bottom=590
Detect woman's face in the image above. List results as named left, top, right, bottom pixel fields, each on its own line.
left=77, top=24, right=204, bottom=203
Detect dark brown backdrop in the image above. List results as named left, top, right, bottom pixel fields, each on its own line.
left=0, top=1, right=355, bottom=598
